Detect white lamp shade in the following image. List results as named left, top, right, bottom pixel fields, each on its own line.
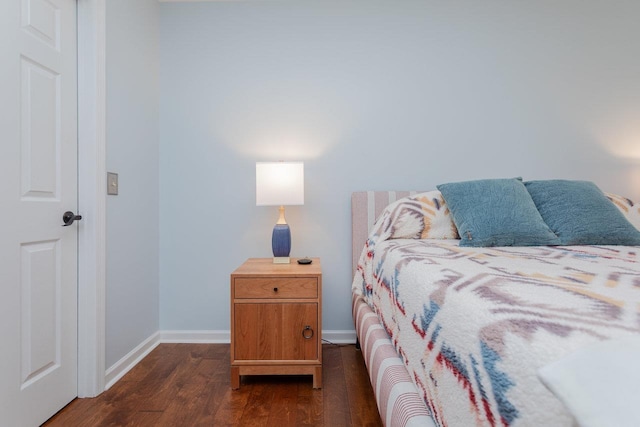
left=256, top=162, right=304, bottom=206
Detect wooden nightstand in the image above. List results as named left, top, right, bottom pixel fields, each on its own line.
left=230, top=258, right=322, bottom=389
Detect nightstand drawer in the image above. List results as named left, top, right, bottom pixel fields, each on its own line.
left=234, top=277, right=317, bottom=299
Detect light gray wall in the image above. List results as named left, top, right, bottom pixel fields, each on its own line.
left=106, top=0, right=160, bottom=367
left=159, top=0, right=640, bottom=332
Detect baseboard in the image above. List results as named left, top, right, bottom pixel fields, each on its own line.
left=158, top=329, right=357, bottom=344
left=104, top=331, right=160, bottom=390
left=104, top=329, right=357, bottom=390
left=322, top=330, right=357, bottom=344
left=159, top=330, right=230, bottom=343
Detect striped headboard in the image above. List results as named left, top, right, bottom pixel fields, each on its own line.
left=351, top=191, right=424, bottom=274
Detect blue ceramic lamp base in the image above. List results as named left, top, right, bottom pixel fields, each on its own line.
left=272, top=223, right=291, bottom=264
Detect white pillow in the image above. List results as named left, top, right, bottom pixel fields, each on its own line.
left=377, top=190, right=459, bottom=240
left=606, top=193, right=640, bottom=231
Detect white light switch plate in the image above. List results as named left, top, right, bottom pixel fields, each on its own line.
left=107, top=172, right=118, bottom=195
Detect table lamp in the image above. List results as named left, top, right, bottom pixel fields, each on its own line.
left=256, top=161, right=304, bottom=263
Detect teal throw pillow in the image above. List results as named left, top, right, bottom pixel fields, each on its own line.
left=437, top=178, right=560, bottom=247
left=525, top=180, right=640, bottom=246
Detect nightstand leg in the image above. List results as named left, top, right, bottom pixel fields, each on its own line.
left=313, top=366, right=322, bottom=389
left=231, top=367, right=240, bottom=390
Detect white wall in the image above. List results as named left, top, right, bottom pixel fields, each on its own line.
left=159, top=0, right=640, bottom=332
left=106, top=0, right=160, bottom=367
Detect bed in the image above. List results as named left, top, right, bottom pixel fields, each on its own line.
left=351, top=184, right=640, bottom=427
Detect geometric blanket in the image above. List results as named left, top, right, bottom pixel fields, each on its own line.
left=353, top=238, right=640, bottom=426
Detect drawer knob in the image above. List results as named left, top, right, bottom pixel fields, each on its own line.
left=302, top=325, right=314, bottom=339
left=273, top=287, right=278, bottom=292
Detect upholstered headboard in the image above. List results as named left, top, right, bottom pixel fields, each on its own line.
left=351, top=191, right=640, bottom=274
left=351, top=191, right=424, bottom=274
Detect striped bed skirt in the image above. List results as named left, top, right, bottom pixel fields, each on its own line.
left=352, top=294, right=435, bottom=427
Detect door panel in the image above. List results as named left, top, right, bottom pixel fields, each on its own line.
left=0, top=0, right=78, bottom=425
left=22, top=0, right=61, bottom=50
left=21, top=56, right=61, bottom=200
left=20, top=240, right=61, bottom=389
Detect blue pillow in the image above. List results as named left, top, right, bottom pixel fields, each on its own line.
left=437, top=178, right=560, bottom=247
left=525, top=180, right=640, bottom=246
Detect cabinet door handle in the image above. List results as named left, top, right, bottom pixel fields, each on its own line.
left=273, top=287, right=278, bottom=292
left=302, top=325, right=314, bottom=339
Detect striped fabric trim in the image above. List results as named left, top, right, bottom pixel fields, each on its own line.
left=352, top=190, right=433, bottom=427
left=353, top=294, right=434, bottom=427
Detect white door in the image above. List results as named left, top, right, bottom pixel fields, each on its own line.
left=0, top=0, right=79, bottom=426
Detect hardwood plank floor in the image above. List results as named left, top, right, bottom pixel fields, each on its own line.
left=43, top=344, right=382, bottom=427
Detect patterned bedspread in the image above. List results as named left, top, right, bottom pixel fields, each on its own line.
left=353, top=238, right=640, bottom=426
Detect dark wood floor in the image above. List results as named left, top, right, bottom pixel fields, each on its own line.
left=43, top=344, right=382, bottom=426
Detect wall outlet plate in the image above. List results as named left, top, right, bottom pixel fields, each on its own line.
left=107, top=172, right=118, bottom=195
